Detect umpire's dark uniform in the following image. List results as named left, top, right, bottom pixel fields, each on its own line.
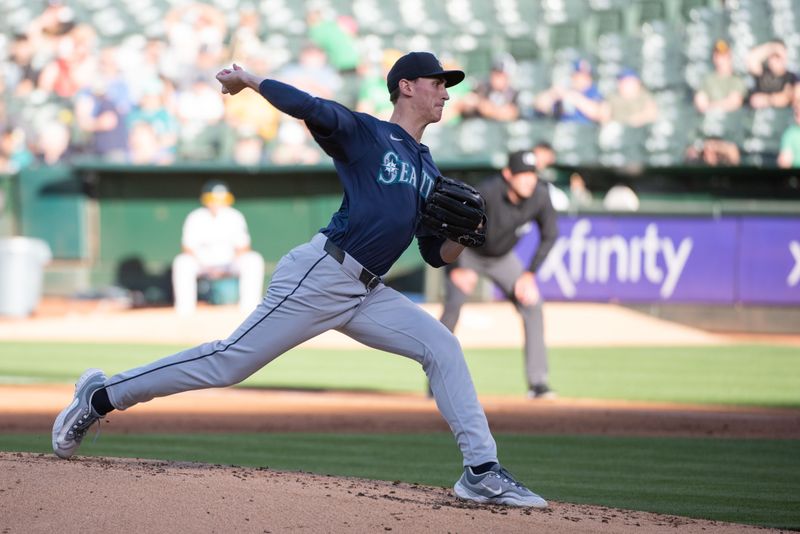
left=440, top=152, right=559, bottom=395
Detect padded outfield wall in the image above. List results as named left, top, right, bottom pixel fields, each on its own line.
left=11, top=161, right=800, bottom=309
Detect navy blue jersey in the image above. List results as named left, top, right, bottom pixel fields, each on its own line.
left=259, top=79, right=446, bottom=275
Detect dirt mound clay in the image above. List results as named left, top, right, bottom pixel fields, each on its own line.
left=0, top=452, right=781, bottom=534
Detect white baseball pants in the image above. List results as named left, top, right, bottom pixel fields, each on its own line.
left=172, top=251, right=265, bottom=314
left=106, top=233, right=498, bottom=467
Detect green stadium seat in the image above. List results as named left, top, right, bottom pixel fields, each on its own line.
left=505, top=120, right=535, bottom=152
left=552, top=122, right=599, bottom=165
left=541, top=0, right=588, bottom=25
left=329, top=0, right=356, bottom=17
left=700, top=109, right=747, bottom=145
left=582, top=7, right=627, bottom=51
left=596, top=33, right=643, bottom=72
left=177, top=124, right=225, bottom=161
left=457, top=119, right=507, bottom=161
left=598, top=122, right=647, bottom=165
left=507, top=38, right=538, bottom=61
left=681, top=0, right=716, bottom=20
left=641, top=21, right=686, bottom=90
left=514, top=60, right=552, bottom=94
left=424, top=122, right=463, bottom=162
left=645, top=98, right=698, bottom=166
left=742, top=107, right=794, bottom=159
left=541, top=22, right=583, bottom=54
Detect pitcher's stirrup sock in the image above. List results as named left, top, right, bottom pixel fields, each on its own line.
left=470, top=461, right=498, bottom=475
left=90, top=388, right=114, bottom=416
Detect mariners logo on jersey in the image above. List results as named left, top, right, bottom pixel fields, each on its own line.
left=377, top=150, right=436, bottom=199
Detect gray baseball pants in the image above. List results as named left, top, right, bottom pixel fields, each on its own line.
left=440, top=247, right=549, bottom=388
left=104, top=233, right=498, bottom=467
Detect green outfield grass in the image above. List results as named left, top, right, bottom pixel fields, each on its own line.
left=1, top=341, right=799, bottom=407
left=1, top=433, right=798, bottom=529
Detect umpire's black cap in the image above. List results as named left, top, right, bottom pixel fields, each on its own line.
left=386, top=52, right=465, bottom=93
left=507, top=150, right=538, bottom=175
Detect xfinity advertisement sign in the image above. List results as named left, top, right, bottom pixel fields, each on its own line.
left=738, top=218, right=800, bottom=304
left=514, top=216, right=799, bottom=304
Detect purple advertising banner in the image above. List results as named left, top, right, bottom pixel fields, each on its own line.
left=738, top=218, right=800, bottom=304
left=512, top=215, right=800, bottom=304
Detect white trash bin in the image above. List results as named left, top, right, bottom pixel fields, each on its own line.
left=0, top=237, right=52, bottom=317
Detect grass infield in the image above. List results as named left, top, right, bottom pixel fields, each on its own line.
left=1, top=433, right=798, bottom=529
left=0, top=341, right=798, bottom=407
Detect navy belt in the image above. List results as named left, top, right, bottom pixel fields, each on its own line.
left=324, top=238, right=381, bottom=291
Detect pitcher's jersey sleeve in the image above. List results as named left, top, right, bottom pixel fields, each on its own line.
left=258, top=79, right=375, bottom=164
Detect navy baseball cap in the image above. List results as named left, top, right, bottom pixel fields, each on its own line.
left=386, top=52, right=465, bottom=93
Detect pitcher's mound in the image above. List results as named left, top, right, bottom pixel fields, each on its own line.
left=0, top=452, right=777, bottom=533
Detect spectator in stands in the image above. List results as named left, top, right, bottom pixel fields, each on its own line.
left=229, top=129, right=265, bottom=166
left=531, top=141, right=589, bottom=211
left=278, top=43, right=342, bottom=100
left=222, top=51, right=280, bottom=148
left=127, top=78, right=179, bottom=161
left=460, top=56, right=520, bottom=122
left=228, top=5, right=261, bottom=63
left=306, top=8, right=360, bottom=75
left=164, top=2, right=227, bottom=81
left=74, top=79, right=129, bottom=162
left=174, top=76, right=225, bottom=158
left=306, top=5, right=361, bottom=107
left=94, top=47, right=135, bottom=116
left=746, top=40, right=796, bottom=109
left=269, top=117, right=322, bottom=166
left=25, top=1, right=78, bottom=64
left=37, top=23, right=98, bottom=99
left=356, top=49, right=404, bottom=121
left=531, top=142, right=569, bottom=211
left=172, top=180, right=264, bottom=315
left=534, top=59, right=604, bottom=123
left=685, top=136, right=741, bottom=166
left=138, top=38, right=168, bottom=85
left=439, top=56, right=472, bottom=125
left=34, top=119, right=75, bottom=166
left=599, top=68, right=658, bottom=127
left=694, top=40, right=747, bottom=114
left=532, top=141, right=557, bottom=181
left=0, top=125, right=35, bottom=173
left=777, top=104, right=800, bottom=168
left=568, top=172, right=593, bottom=209
left=128, top=121, right=174, bottom=165
left=3, top=33, right=39, bottom=98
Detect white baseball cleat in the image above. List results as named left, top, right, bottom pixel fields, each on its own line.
left=454, top=464, right=548, bottom=508
left=52, top=368, right=107, bottom=459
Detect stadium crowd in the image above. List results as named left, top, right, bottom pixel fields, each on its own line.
left=2, top=0, right=800, bottom=173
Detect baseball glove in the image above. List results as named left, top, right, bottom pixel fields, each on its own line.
left=420, top=175, right=486, bottom=247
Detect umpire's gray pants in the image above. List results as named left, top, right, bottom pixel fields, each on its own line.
left=440, top=248, right=549, bottom=388
left=104, top=233, right=498, bottom=467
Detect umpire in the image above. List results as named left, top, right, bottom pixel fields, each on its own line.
left=439, top=150, right=559, bottom=398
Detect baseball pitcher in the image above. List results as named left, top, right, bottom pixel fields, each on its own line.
left=52, top=52, right=548, bottom=508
